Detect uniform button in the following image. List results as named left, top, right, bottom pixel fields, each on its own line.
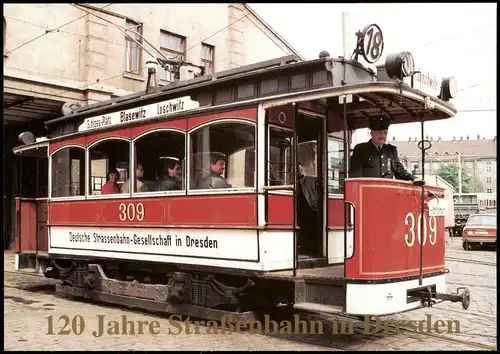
left=381, top=155, right=384, bottom=158
left=382, top=164, right=385, bottom=167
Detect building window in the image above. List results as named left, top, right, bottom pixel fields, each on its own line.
left=88, top=139, right=130, bottom=195
left=201, top=43, right=214, bottom=74
left=486, top=177, right=492, bottom=184
left=133, top=130, right=186, bottom=193
left=124, top=20, right=142, bottom=74
left=51, top=147, right=86, bottom=198
left=189, top=121, right=255, bottom=190
left=159, top=30, right=186, bottom=82
left=487, top=188, right=492, bottom=193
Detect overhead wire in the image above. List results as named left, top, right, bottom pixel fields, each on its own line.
left=4, top=3, right=112, bottom=56
left=4, top=3, right=269, bottom=112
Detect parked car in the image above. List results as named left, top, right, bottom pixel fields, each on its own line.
left=462, top=213, right=497, bottom=250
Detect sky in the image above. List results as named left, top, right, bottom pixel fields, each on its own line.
left=250, top=3, right=497, bottom=141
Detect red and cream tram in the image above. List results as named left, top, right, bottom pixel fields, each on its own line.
left=13, top=33, right=471, bottom=321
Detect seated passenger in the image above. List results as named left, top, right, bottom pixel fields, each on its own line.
left=154, top=160, right=182, bottom=191
left=197, top=154, right=232, bottom=189
left=121, top=163, right=148, bottom=193
left=101, top=169, right=120, bottom=194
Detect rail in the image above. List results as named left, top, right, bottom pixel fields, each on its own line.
left=262, top=185, right=294, bottom=191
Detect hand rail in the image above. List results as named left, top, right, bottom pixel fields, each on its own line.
left=262, top=185, right=294, bottom=191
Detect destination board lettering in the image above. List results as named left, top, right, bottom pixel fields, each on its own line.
left=55, top=227, right=257, bottom=261
left=157, top=99, right=185, bottom=115
left=69, top=232, right=218, bottom=249
left=120, top=108, right=147, bottom=123
left=78, top=96, right=200, bottom=133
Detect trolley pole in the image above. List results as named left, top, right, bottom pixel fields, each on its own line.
left=419, top=115, right=425, bottom=286
left=292, top=103, right=298, bottom=277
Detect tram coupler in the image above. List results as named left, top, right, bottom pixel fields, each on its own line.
left=421, top=287, right=471, bottom=310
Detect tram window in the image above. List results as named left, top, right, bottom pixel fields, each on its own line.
left=268, top=127, right=293, bottom=185
left=89, top=139, right=130, bottom=195
left=327, top=137, right=344, bottom=195
left=133, top=130, right=185, bottom=192
left=189, top=121, right=255, bottom=190
left=51, top=147, right=85, bottom=198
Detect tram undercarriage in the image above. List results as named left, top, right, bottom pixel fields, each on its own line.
left=26, top=253, right=470, bottom=323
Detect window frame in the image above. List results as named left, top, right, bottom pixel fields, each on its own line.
left=201, top=43, right=215, bottom=75
left=326, top=135, right=345, bottom=199
left=49, top=145, right=87, bottom=201
left=267, top=124, right=294, bottom=196
left=187, top=118, right=257, bottom=195
left=159, top=30, right=186, bottom=82
left=86, top=137, right=132, bottom=200
left=124, top=19, right=143, bottom=75
left=131, top=128, right=187, bottom=198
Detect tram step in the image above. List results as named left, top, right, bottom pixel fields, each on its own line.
left=293, top=302, right=343, bottom=314
left=297, top=257, right=327, bottom=269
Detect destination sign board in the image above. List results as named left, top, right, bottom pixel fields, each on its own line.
left=78, top=96, right=200, bottom=132
left=404, top=72, right=442, bottom=97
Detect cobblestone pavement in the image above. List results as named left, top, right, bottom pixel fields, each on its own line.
left=3, top=241, right=497, bottom=351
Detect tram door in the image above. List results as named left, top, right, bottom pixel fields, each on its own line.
left=13, top=142, right=49, bottom=267
left=267, top=105, right=326, bottom=259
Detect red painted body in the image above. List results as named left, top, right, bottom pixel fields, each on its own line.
left=49, top=194, right=257, bottom=228
left=16, top=199, right=48, bottom=252
left=344, top=178, right=446, bottom=280
left=266, top=194, right=344, bottom=228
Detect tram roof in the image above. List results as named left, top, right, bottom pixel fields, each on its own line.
left=44, top=54, right=457, bottom=133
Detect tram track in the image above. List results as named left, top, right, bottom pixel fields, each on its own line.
left=445, top=256, right=496, bottom=267
left=4, top=271, right=496, bottom=351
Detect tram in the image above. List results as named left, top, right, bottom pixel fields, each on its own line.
left=13, top=25, right=471, bottom=322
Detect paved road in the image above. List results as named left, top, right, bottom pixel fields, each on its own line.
left=3, top=241, right=496, bottom=351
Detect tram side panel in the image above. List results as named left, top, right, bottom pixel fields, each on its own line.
left=344, top=178, right=447, bottom=316
left=47, top=194, right=292, bottom=271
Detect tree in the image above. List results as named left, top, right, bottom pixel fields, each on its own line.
left=437, top=163, right=477, bottom=193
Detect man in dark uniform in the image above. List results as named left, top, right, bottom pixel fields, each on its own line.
left=349, top=117, right=416, bottom=181
left=296, top=163, right=319, bottom=256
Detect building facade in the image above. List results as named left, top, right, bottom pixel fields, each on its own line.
left=3, top=3, right=303, bottom=249
left=393, top=135, right=497, bottom=194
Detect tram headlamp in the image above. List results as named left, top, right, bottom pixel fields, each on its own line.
left=18, top=131, right=35, bottom=145
left=439, top=77, right=457, bottom=101
left=384, top=51, right=415, bottom=79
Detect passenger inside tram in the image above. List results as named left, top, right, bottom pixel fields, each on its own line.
left=197, top=153, right=232, bottom=189
left=297, top=162, right=319, bottom=256
left=153, top=159, right=182, bottom=191
left=101, top=169, right=120, bottom=194
left=121, top=163, right=148, bottom=193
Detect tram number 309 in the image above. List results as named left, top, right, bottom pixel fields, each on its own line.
left=404, top=212, right=437, bottom=247
left=119, top=203, right=145, bottom=221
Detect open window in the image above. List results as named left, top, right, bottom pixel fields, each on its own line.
left=189, top=120, right=256, bottom=191
left=133, top=129, right=186, bottom=193
left=327, top=136, right=344, bottom=195
left=50, top=146, right=85, bottom=198
left=88, top=139, right=130, bottom=196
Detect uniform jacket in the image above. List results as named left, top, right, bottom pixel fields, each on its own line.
left=197, top=171, right=232, bottom=189
left=299, top=175, right=319, bottom=212
left=154, top=175, right=181, bottom=191
left=349, top=140, right=415, bottom=181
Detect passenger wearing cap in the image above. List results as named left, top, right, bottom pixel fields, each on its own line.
left=348, top=117, right=415, bottom=181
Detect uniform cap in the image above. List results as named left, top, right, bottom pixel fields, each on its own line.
left=369, top=117, right=391, bottom=131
